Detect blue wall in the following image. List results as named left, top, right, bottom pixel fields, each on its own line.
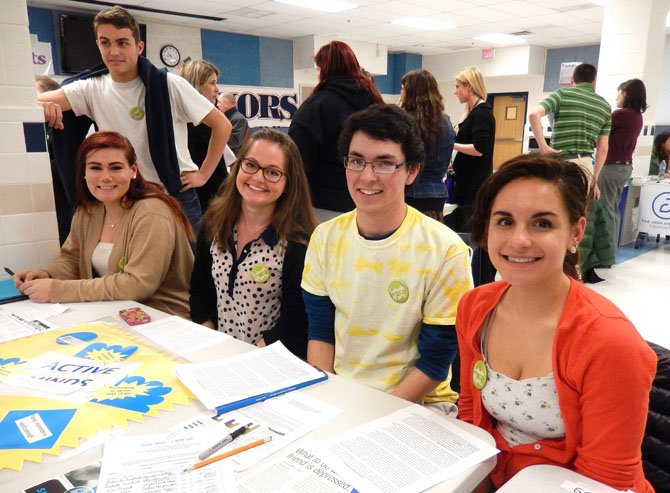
left=375, top=53, right=422, bottom=95
left=27, top=7, right=60, bottom=75
left=544, top=45, right=600, bottom=92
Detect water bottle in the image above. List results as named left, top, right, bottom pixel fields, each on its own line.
left=659, top=160, right=667, bottom=180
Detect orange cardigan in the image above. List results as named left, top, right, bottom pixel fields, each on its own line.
left=456, top=279, right=656, bottom=492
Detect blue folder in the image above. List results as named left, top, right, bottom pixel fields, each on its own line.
left=0, top=278, right=28, bottom=304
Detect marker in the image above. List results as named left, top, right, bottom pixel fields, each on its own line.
left=184, top=435, right=272, bottom=472
left=198, top=425, right=248, bottom=460
left=3, top=267, right=15, bottom=276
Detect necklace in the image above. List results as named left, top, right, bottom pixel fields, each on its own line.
left=106, top=209, right=124, bottom=228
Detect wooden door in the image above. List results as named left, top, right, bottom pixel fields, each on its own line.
left=491, top=94, right=527, bottom=169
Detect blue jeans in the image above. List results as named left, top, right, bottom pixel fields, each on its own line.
left=172, top=188, right=202, bottom=238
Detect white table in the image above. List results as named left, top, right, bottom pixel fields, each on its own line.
left=496, top=464, right=621, bottom=493
left=1, top=300, right=496, bottom=492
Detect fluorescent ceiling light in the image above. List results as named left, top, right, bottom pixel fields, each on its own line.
left=667, top=11, right=670, bottom=27
left=274, top=0, right=357, bottom=12
left=392, top=17, right=455, bottom=31
left=473, top=33, right=526, bottom=45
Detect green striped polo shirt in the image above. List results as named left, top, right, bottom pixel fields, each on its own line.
left=540, top=82, right=611, bottom=157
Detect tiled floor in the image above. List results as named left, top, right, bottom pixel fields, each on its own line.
left=589, top=242, right=670, bottom=349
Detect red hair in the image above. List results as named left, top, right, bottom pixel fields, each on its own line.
left=313, top=41, right=383, bottom=104
left=75, top=131, right=193, bottom=241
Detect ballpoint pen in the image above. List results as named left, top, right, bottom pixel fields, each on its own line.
left=184, top=435, right=272, bottom=472
left=3, top=267, right=15, bottom=276
left=197, top=424, right=248, bottom=460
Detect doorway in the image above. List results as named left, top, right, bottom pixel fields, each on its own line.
left=488, top=92, right=527, bottom=169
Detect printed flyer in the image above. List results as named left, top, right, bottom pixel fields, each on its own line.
left=0, top=322, right=194, bottom=471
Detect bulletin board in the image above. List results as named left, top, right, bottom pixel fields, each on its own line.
left=0, top=322, right=193, bottom=471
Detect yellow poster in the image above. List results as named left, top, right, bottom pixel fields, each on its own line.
left=0, top=322, right=193, bottom=471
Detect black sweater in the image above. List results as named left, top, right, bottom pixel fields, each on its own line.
left=289, top=77, right=376, bottom=212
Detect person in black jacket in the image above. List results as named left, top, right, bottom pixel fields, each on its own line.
left=452, top=66, right=495, bottom=207
left=190, top=129, right=317, bottom=359
left=289, top=40, right=384, bottom=222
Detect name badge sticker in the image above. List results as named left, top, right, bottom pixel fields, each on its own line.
left=388, top=280, right=409, bottom=303
left=251, top=264, right=270, bottom=283
left=473, top=360, right=487, bottom=390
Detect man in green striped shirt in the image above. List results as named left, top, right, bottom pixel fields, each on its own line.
left=529, top=63, right=611, bottom=199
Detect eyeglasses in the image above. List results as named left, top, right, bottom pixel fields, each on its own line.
left=343, top=157, right=407, bottom=175
left=239, top=159, right=285, bottom=183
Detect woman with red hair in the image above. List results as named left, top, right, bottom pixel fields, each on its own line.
left=14, top=131, right=194, bottom=317
left=289, top=40, right=383, bottom=221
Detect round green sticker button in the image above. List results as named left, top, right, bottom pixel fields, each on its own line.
left=129, top=106, right=145, bottom=120
left=473, top=360, right=487, bottom=390
left=251, top=264, right=270, bottom=283
left=388, top=280, right=409, bottom=303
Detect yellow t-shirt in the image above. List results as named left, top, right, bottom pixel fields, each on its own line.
left=302, top=207, right=473, bottom=402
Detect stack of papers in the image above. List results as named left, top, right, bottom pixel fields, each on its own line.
left=174, top=342, right=328, bottom=415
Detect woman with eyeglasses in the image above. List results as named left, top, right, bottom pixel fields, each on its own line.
left=189, top=129, right=317, bottom=358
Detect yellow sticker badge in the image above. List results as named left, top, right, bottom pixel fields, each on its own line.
left=129, top=106, right=145, bottom=120
left=251, top=264, right=270, bottom=283
left=388, top=280, right=409, bottom=303
left=473, top=360, right=487, bottom=390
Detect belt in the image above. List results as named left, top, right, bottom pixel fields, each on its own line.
left=561, top=153, right=592, bottom=160
left=608, top=161, right=632, bottom=165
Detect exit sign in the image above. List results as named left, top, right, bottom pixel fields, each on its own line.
left=482, top=48, right=495, bottom=59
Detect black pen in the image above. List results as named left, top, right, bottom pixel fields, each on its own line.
left=3, top=267, right=15, bottom=276
left=197, top=425, right=248, bottom=460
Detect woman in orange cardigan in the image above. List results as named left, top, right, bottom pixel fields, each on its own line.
left=456, top=155, right=656, bottom=492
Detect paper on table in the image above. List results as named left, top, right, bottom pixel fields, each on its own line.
left=174, top=341, right=327, bottom=412
left=96, top=432, right=236, bottom=493
left=2, top=352, right=140, bottom=402
left=169, top=391, right=343, bottom=472
left=237, top=442, right=359, bottom=493
left=323, top=405, right=499, bottom=493
left=0, top=300, right=67, bottom=343
left=126, top=315, right=231, bottom=360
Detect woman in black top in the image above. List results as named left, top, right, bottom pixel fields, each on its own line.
left=190, top=129, right=317, bottom=359
left=289, top=41, right=383, bottom=221
left=452, top=66, right=495, bottom=207
left=181, top=60, right=229, bottom=211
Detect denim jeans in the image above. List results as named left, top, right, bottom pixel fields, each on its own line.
left=172, top=188, right=202, bottom=238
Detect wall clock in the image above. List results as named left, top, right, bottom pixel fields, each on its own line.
left=160, top=44, right=180, bottom=67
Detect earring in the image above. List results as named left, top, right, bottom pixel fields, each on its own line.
left=132, top=175, right=136, bottom=179
left=569, top=244, right=578, bottom=254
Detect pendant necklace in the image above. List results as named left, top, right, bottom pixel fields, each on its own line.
left=107, top=209, right=124, bottom=228
left=129, top=87, right=145, bottom=120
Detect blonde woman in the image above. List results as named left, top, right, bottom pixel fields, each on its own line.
left=452, top=66, right=495, bottom=207
left=181, top=59, right=230, bottom=210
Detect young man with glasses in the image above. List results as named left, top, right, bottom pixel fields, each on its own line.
left=302, top=104, right=473, bottom=413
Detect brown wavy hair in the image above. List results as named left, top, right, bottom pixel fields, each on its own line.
left=399, top=69, right=446, bottom=154
left=202, top=128, right=317, bottom=251
left=75, top=131, right=193, bottom=241
left=470, top=154, right=588, bottom=280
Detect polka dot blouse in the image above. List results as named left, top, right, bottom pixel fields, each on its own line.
left=211, top=227, right=285, bottom=344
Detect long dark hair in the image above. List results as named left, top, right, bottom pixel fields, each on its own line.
left=313, top=41, right=383, bottom=104
left=203, top=129, right=317, bottom=252
left=400, top=69, right=446, bottom=154
left=470, top=155, right=588, bottom=280
left=653, top=132, right=670, bottom=162
left=75, top=131, right=193, bottom=240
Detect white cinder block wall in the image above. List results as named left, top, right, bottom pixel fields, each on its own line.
left=0, top=0, right=60, bottom=281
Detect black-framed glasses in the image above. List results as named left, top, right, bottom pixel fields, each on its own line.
left=343, top=156, right=407, bottom=175
left=239, top=158, right=285, bottom=183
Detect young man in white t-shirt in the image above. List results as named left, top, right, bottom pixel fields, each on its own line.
left=302, top=104, right=473, bottom=413
left=38, top=6, right=231, bottom=234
